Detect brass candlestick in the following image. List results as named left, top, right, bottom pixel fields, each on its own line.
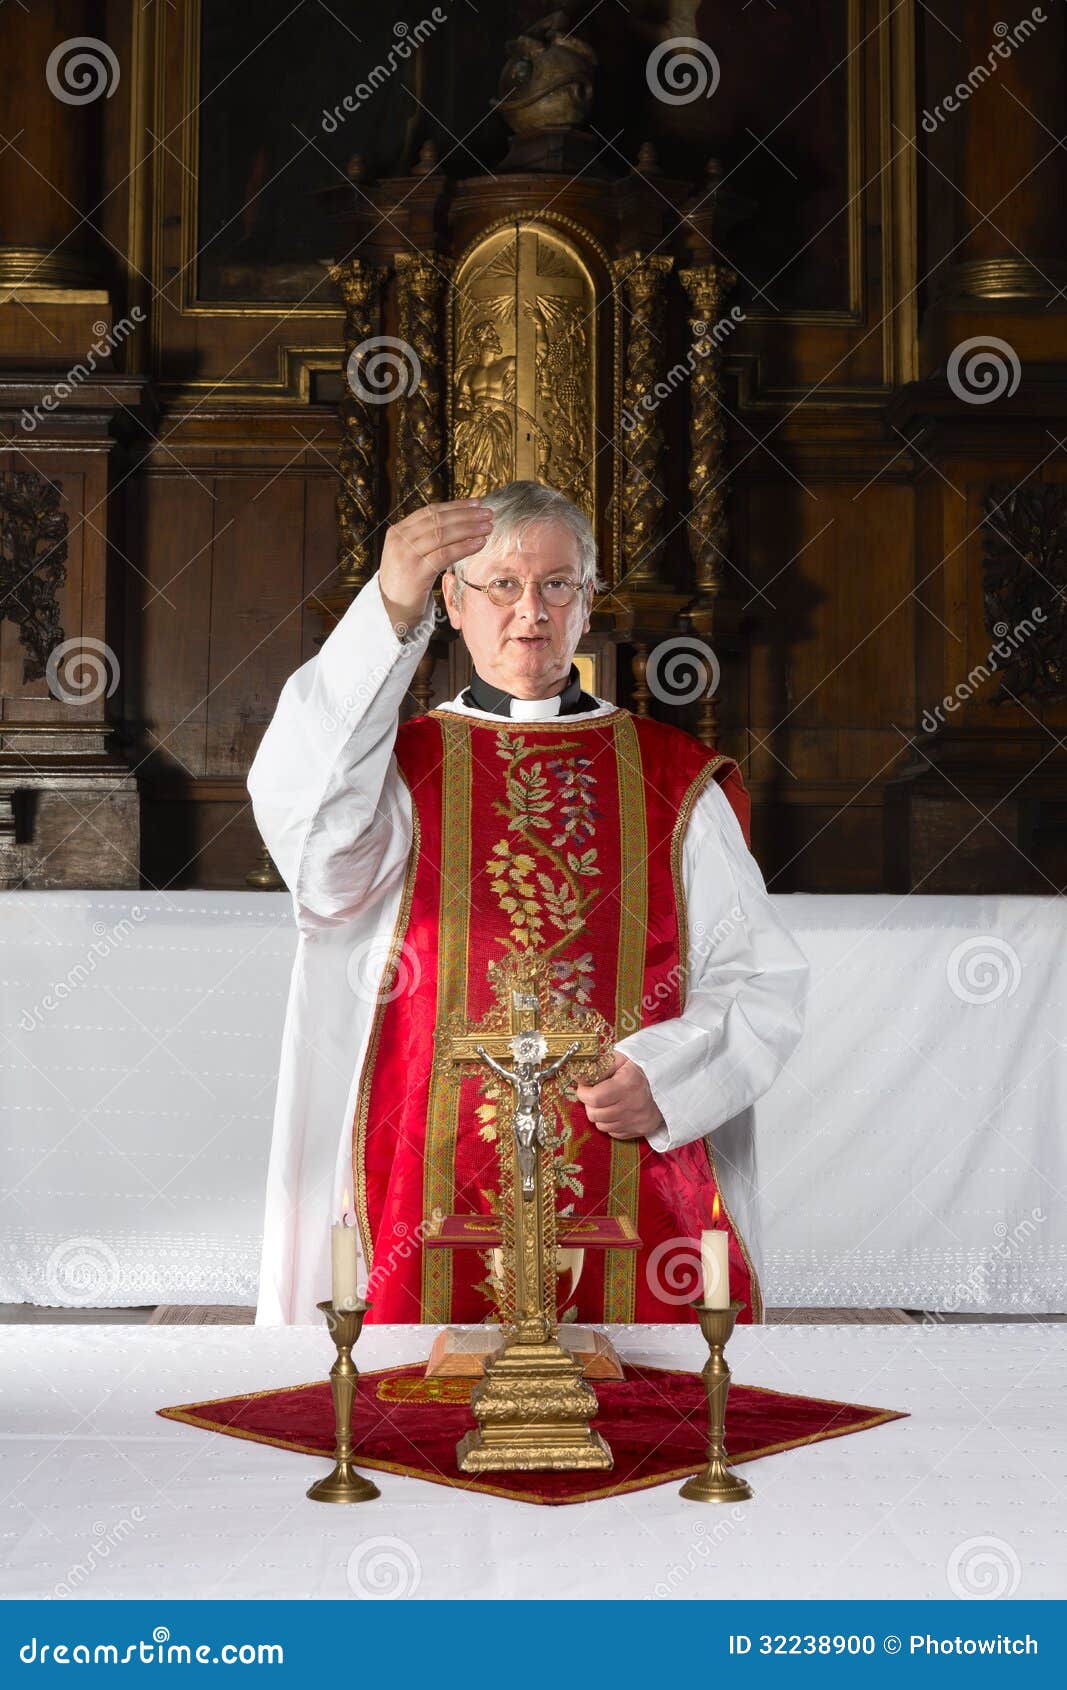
left=306, top=1299, right=380, bottom=1504
left=680, top=1299, right=754, bottom=1504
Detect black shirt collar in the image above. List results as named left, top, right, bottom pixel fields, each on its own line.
left=462, top=662, right=598, bottom=717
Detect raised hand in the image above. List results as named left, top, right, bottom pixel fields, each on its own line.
left=378, top=499, right=494, bottom=635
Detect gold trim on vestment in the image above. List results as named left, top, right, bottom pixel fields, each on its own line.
left=671, top=757, right=766, bottom=1324
left=604, top=713, right=648, bottom=1322
left=351, top=770, right=423, bottom=1271
left=421, top=715, right=474, bottom=1321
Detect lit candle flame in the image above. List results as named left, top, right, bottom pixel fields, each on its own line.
left=711, top=1191, right=721, bottom=1226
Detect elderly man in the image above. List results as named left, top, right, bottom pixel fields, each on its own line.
left=248, top=480, right=808, bottom=1326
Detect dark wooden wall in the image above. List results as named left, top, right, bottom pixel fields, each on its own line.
left=2, top=0, right=1065, bottom=893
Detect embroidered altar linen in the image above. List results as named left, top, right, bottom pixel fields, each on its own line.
left=4, top=891, right=1064, bottom=1313
left=247, top=570, right=810, bottom=1324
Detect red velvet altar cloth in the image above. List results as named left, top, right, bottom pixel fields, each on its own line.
left=159, top=1362, right=907, bottom=1506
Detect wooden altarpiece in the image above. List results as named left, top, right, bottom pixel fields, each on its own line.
left=318, top=21, right=750, bottom=746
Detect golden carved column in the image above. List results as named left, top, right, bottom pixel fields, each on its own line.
left=630, top=645, right=652, bottom=718
left=612, top=253, right=673, bottom=590
left=679, top=263, right=736, bottom=613
left=393, top=251, right=451, bottom=518
left=679, top=263, right=736, bottom=747
left=328, top=257, right=386, bottom=603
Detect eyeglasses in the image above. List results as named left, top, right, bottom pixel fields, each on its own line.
left=455, top=572, right=589, bottom=608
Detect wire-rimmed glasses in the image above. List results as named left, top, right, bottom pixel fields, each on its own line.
left=454, top=571, right=589, bottom=608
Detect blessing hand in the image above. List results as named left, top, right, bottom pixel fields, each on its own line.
left=575, top=1051, right=665, bottom=1141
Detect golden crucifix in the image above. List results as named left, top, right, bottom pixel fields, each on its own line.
left=435, top=952, right=615, bottom=1470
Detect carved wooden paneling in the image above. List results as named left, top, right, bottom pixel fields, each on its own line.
left=741, top=478, right=917, bottom=889
left=4, top=0, right=1067, bottom=893
left=0, top=469, right=67, bottom=681
left=132, top=421, right=340, bottom=886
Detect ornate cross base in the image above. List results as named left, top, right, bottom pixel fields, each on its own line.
left=456, top=1337, right=612, bottom=1472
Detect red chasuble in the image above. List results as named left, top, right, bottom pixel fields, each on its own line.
left=351, top=705, right=763, bottom=1326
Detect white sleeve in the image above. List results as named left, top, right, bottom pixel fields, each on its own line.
left=246, top=570, right=435, bottom=930
left=612, top=778, right=809, bottom=1152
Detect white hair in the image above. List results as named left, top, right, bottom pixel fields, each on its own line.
left=449, top=480, right=606, bottom=605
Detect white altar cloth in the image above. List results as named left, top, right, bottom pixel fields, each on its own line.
left=1, top=1323, right=1063, bottom=1601
left=1, top=891, right=1065, bottom=1313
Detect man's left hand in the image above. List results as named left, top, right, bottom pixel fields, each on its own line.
left=575, top=1052, right=665, bottom=1141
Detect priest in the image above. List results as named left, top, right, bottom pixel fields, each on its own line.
left=248, top=481, right=808, bottom=1327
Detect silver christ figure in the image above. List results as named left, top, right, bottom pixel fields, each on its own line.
left=474, top=1030, right=581, bottom=1199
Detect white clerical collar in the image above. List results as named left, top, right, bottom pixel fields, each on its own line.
left=509, top=694, right=563, bottom=720
left=438, top=691, right=617, bottom=723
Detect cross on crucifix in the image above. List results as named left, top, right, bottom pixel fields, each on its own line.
left=440, top=983, right=603, bottom=1203
left=440, top=983, right=603, bottom=1082
left=437, top=968, right=608, bottom=1335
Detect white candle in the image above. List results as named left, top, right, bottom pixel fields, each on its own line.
left=700, top=1221, right=730, bottom=1308
left=331, top=1189, right=360, bottom=1311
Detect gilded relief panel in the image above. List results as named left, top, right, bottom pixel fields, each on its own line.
left=449, top=224, right=596, bottom=519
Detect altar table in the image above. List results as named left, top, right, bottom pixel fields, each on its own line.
left=1, top=1323, right=1063, bottom=1600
